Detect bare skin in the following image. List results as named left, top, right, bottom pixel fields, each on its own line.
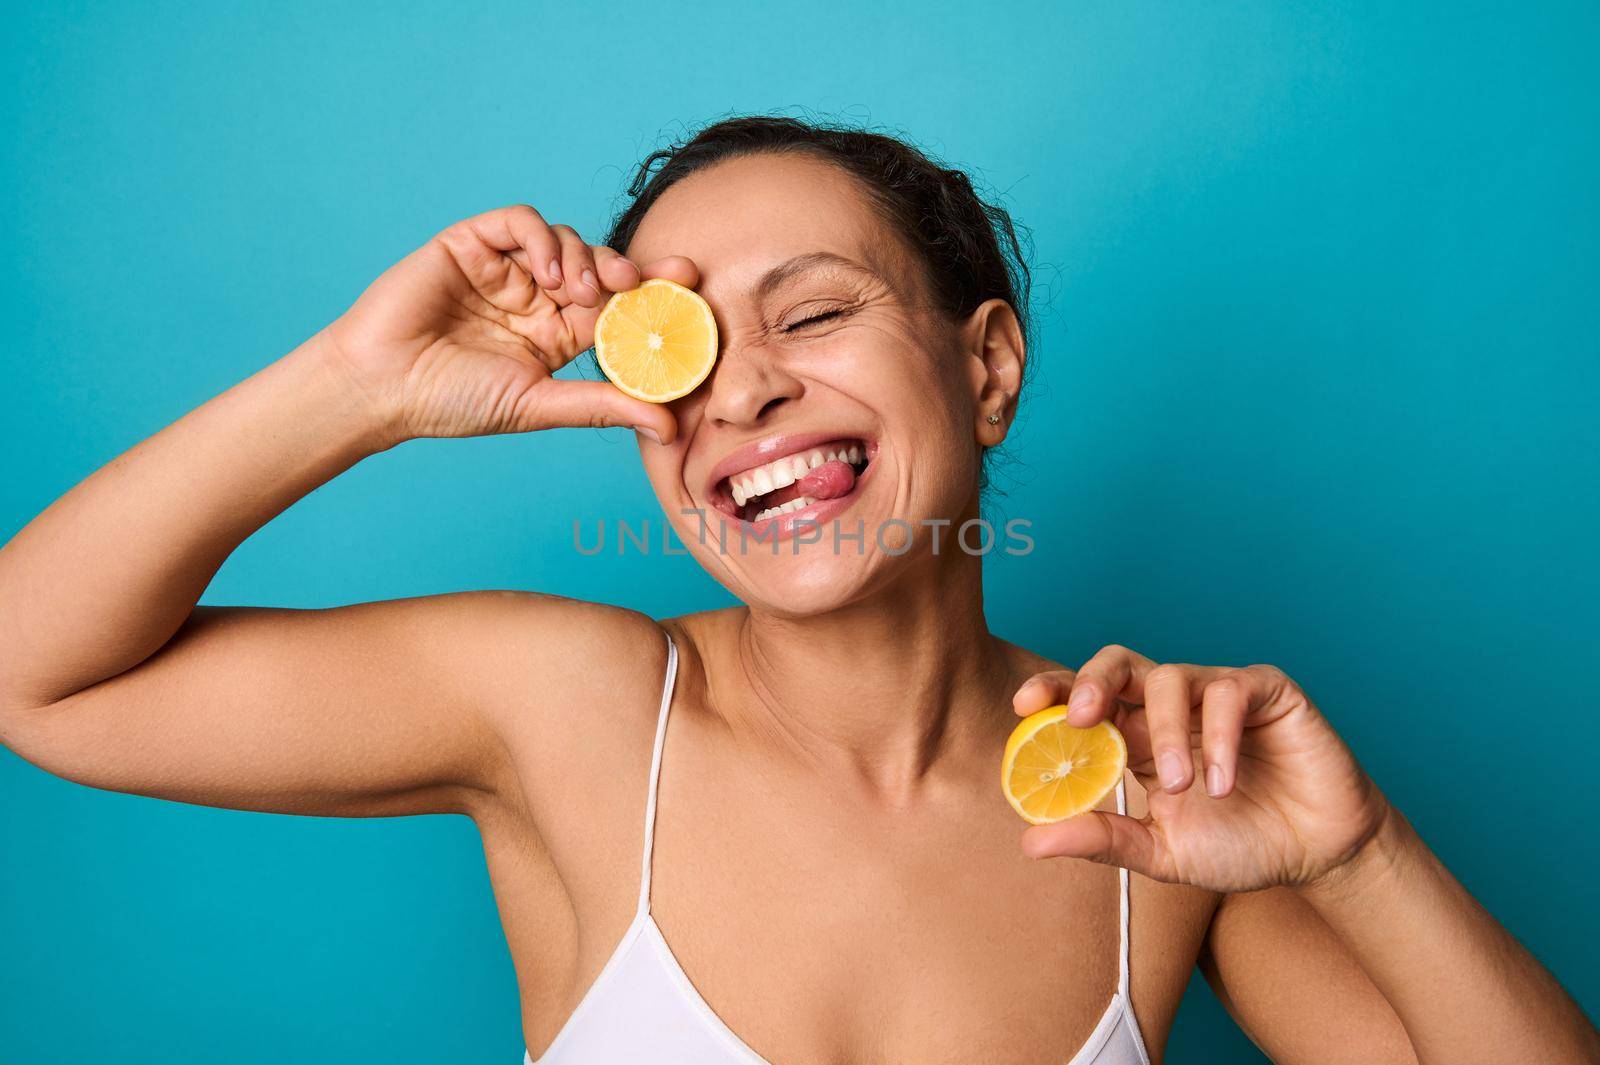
left=1, top=152, right=1595, bottom=1065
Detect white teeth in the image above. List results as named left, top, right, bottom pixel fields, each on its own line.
left=752, top=495, right=818, bottom=522
left=725, top=441, right=865, bottom=513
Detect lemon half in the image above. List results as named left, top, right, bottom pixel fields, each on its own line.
left=594, top=279, right=718, bottom=403
left=1001, top=707, right=1127, bottom=825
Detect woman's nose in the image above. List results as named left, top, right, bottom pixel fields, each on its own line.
left=700, top=342, right=804, bottom=427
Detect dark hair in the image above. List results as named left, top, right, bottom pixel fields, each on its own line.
left=602, top=113, right=1035, bottom=496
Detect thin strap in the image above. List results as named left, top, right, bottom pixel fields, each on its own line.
left=636, top=628, right=680, bottom=915
left=1114, top=776, right=1132, bottom=998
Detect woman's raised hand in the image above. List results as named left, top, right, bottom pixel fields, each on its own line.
left=320, top=204, right=695, bottom=447
left=1012, top=647, right=1393, bottom=893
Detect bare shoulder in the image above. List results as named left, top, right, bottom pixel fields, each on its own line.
left=989, top=634, right=1087, bottom=695
left=458, top=592, right=682, bottom=975
left=455, top=588, right=671, bottom=707
left=461, top=589, right=673, bottom=782
left=658, top=605, right=744, bottom=667
left=651, top=605, right=748, bottom=725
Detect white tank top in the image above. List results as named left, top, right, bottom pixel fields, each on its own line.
left=527, top=631, right=1152, bottom=1064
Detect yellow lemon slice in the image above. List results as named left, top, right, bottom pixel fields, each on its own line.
left=1001, top=706, right=1127, bottom=825
left=593, top=278, right=718, bottom=403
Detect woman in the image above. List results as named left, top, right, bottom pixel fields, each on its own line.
left=0, top=115, right=1594, bottom=1064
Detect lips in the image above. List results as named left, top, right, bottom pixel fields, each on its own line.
left=706, top=433, right=876, bottom=526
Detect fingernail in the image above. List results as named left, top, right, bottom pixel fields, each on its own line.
left=634, top=425, right=662, bottom=445
left=581, top=268, right=599, bottom=293
left=548, top=259, right=562, bottom=284
left=1068, top=683, right=1094, bottom=712
left=1206, top=764, right=1225, bottom=798
left=1158, top=749, right=1186, bottom=792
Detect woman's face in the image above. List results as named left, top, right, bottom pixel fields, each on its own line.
left=624, top=152, right=1000, bottom=617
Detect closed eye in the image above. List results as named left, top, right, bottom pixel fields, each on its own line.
left=783, top=308, right=849, bottom=333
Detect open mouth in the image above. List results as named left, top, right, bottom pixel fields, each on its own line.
left=710, top=437, right=874, bottom=523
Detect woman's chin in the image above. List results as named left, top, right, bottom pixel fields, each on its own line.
left=720, top=551, right=885, bottom=618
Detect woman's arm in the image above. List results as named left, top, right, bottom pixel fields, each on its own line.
left=0, top=205, right=692, bottom=818
left=1013, top=647, right=1600, bottom=1064
left=1198, top=885, right=1416, bottom=1064
left=1198, top=810, right=1598, bottom=1064
left=1294, top=807, right=1595, bottom=1062
left=0, top=338, right=512, bottom=816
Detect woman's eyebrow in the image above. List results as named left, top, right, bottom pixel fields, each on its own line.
left=751, top=251, right=878, bottom=299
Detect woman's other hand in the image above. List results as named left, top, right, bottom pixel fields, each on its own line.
left=1011, top=646, right=1392, bottom=894
left=321, top=204, right=696, bottom=447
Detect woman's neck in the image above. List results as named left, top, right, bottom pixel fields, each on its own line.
left=721, top=550, right=1013, bottom=801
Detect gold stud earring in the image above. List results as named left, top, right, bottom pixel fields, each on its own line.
left=986, top=413, right=1001, bottom=426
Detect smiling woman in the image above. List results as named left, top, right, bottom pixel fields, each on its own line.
left=601, top=133, right=1033, bottom=614
left=0, top=111, right=1596, bottom=1065
left=604, top=115, right=1034, bottom=502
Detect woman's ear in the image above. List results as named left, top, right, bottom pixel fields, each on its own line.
left=961, top=298, right=1026, bottom=446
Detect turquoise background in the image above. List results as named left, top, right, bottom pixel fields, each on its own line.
left=3, top=2, right=1597, bottom=1061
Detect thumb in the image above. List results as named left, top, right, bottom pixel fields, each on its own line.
left=637, top=254, right=700, bottom=289
left=525, top=379, right=679, bottom=444
left=1020, top=811, right=1176, bottom=881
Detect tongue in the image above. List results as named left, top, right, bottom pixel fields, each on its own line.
left=797, top=459, right=856, bottom=501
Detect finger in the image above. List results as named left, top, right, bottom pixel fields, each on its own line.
left=498, top=205, right=564, bottom=289
left=552, top=225, right=603, bottom=308
left=1236, top=664, right=1300, bottom=728
left=555, top=300, right=604, bottom=357
left=1012, top=670, right=1074, bottom=717
left=436, top=215, right=543, bottom=314
left=1200, top=672, right=1251, bottom=798
left=592, top=246, right=641, bottom=293
left=550, top=252, right=703, bottom=356
left=525, top=379, right=679, bottom=444
left=460, top=205, right=563, bottom=290
left=636, top=255, right=700, bottom=290
left=1143, top=663, right=1198, bottom=794
left=1021, top=810, right=1178, bottom=881
left=1065, top=644, right=1155, bottom=726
